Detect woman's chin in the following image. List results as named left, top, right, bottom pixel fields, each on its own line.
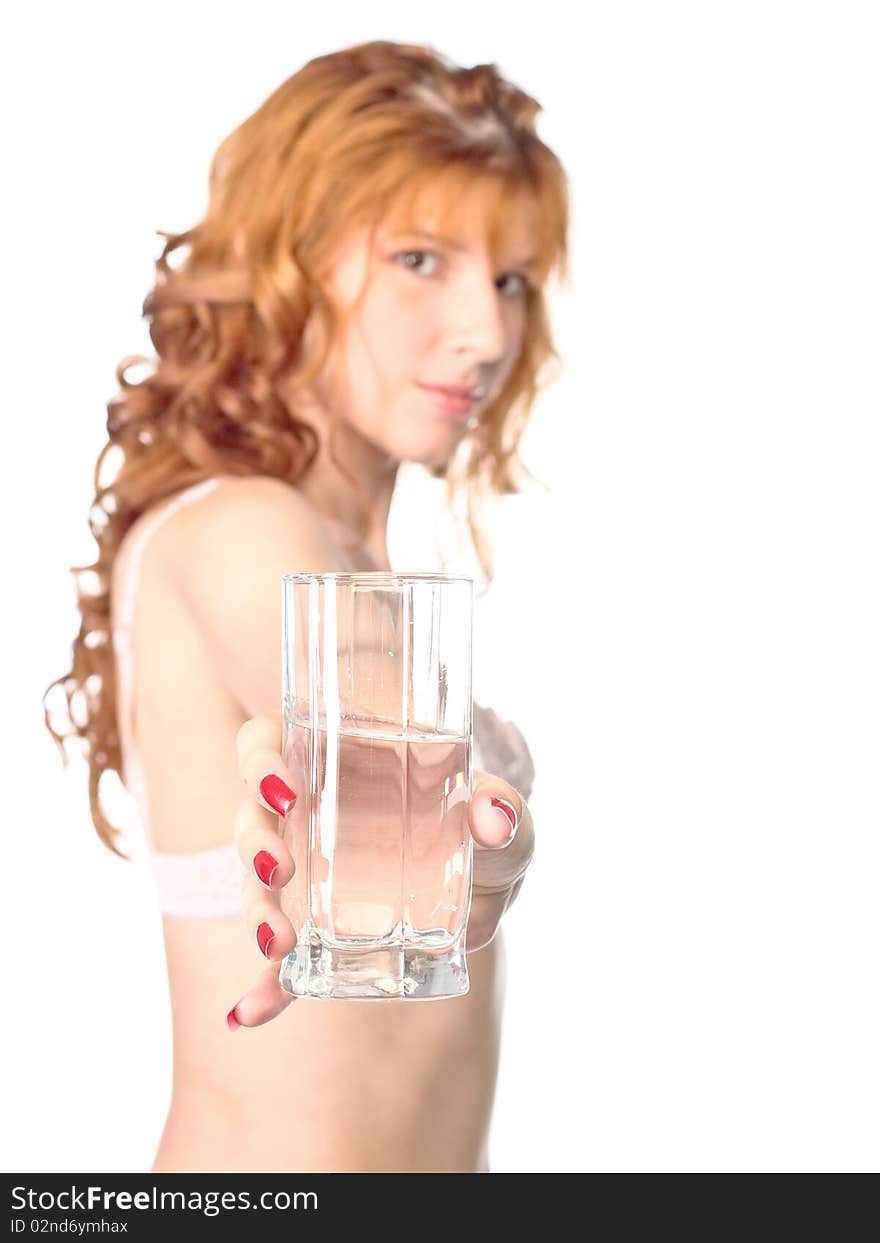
left=410, top=427, right=467, bottom=467
left=419, top=446, right=458, bottom=476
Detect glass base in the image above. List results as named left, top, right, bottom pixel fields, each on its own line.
left=278, top=927, right=470, bottom=1001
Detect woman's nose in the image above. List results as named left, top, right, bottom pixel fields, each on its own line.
left=443, top=279, right=509, bottom=361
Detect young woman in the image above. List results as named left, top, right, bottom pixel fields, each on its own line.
left=44, top=39, right=569, bottom=1172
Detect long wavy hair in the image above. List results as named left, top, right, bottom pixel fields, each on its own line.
left=42, top=39, right=571, bottom=857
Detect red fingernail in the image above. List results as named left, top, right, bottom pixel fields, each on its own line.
left=490, top=796, right=519, bottom=839
left=256, top=921, right=275, bottom=958
left=254, top=850, right=279, bottom=887
left=226, top=1005, right=241, bottom=1032
left=259, top=774, right=298, bottom=817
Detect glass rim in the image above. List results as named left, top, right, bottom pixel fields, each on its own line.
left=282, top=571, right=474, bottom=585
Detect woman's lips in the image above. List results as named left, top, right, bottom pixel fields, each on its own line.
left=417, top=384, right=477, bottom=418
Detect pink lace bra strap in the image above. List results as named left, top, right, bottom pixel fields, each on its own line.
left=112, top=477, right=229, bottom=774
left=151, top=841, right=247, bottom=919
left=114, top=477, right=228, bottom=632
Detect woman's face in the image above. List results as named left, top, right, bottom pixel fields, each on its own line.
left=301, top=190, right=538, bottom=472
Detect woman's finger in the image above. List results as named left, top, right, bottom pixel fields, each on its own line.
left=464, top=772, right=535, bottom=953
left=465, top=889, right=512, bottom=954
left=226, top=961, right=298, bottom=1031
left=232, top=793, right=296, bottom=889
left=235, top=711, right=283, bottom=771
left=241, top=872, right=297, bottom=963
left=469, top=772, right=535, bottom=895
left=236, top=713, right=299, bottom=818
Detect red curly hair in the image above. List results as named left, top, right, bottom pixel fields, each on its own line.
left=42, top=39, right=571, bottom=857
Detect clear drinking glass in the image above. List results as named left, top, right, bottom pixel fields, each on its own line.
left=277, top=572, right=474, bottom=1001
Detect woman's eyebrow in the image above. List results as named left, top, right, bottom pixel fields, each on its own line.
left=394, top=228, right=538, bottom=268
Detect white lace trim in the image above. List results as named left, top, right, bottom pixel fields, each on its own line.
left=151, top=842, right=247, bottom=920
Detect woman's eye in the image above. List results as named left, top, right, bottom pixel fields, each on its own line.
left=497, top=272, right=532, bottom=298
left=395, top=249, right=440, bottom=275
left=393, top=250, right=532, bottom=297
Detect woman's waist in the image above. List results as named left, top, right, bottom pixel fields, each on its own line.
left=164, top=1006, right=499, bottom=1172
left=167, top=946, right=502, bottom=1155
left=160, top=920, right=504, bottom=1132
left=172, top=978, right=502, bottom=1102
left=155, top=1093, right=491, bottom=1173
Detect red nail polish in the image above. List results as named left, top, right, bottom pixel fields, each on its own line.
left=259, top=774, right=298, bottom=818
left=254, top=850, right=279, bottom=887
left=256, top=921, right=275, bottom=958
left=490, top=796, right=519, bottom=838
left=226, top=1006, right=241, bottom=1032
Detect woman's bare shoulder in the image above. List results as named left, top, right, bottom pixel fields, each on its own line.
left=141, top=473, right=348, bottom=718
left=136, top=474, right=338, bottom=578
left=161, top=472, right=324, bottom=534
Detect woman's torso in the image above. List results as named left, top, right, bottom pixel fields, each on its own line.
left=111, top=475, right=504, bottom=1172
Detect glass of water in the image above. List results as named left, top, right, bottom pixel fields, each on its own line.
left=277, top=572, right=474, bottom=1001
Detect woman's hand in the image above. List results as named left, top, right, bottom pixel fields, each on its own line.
left=226, top=711, right=535, bottom=1030
left=465, top=770, right=535, bottom=953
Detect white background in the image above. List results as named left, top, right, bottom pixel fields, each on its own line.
left=2, top=1, right=878, bottom=1173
